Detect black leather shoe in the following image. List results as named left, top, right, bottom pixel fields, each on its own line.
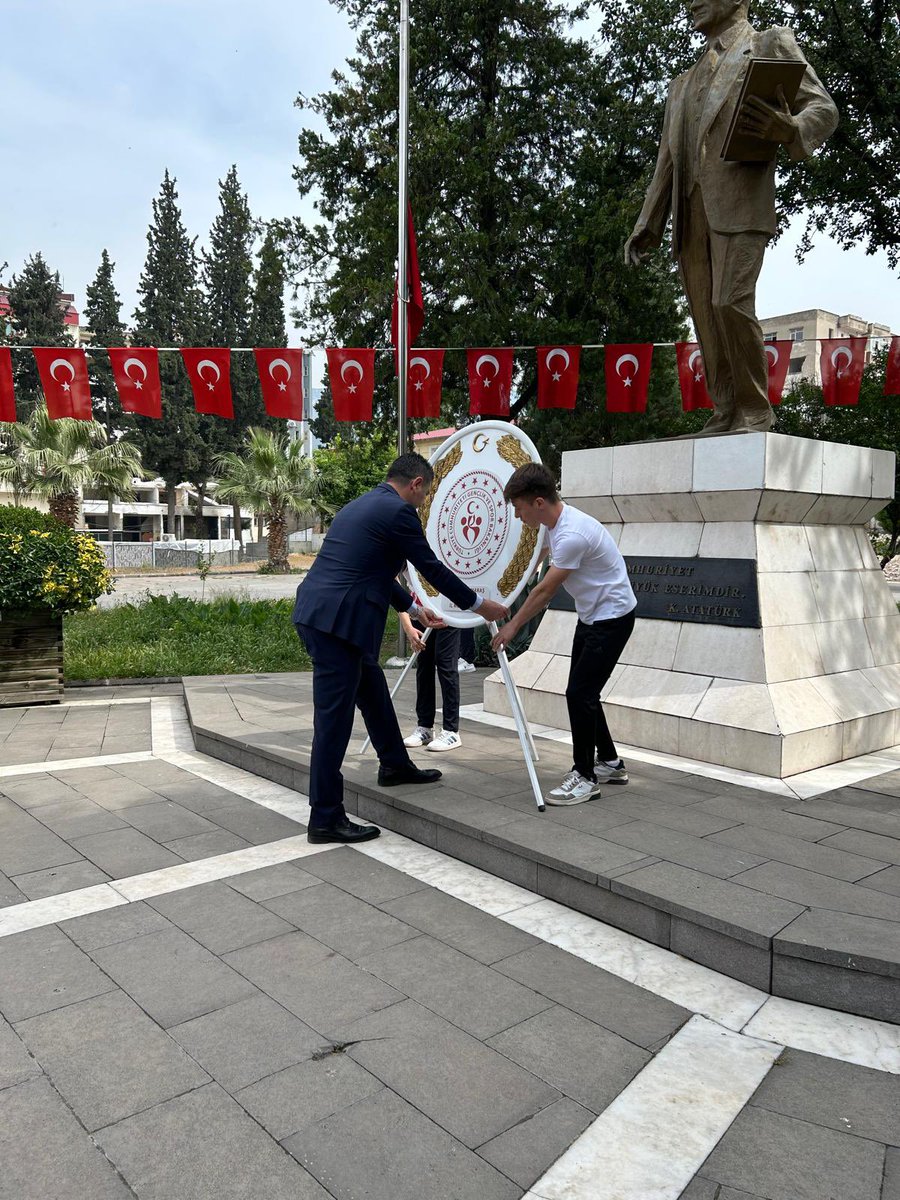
left=307, top=818, right=381, bottom=844
left=377, top=764, right=443, bottom=788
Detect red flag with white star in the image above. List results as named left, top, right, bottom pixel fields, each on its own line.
left=537, top=345, right=580, bottom=410
left=181, top=348, right=233, bottom=418
left=676, top=342, right=713, bottom=411
left=407, top=349, right=443, bottom=419
left=884, top=336, right=900, bottom=397
left=327, top=348, right=375, bottom=421
left=821, top=338, right=866, bottom=406
left=467, top=348, right=513, bottom=416
left=107, top=347, right=162, bottom=419
left=604, top=344, right=653, bottom=413
left=254, top=348, right=304, bottom=421
left=0, top=348, right=15, bottom=422
left=764, top=340, right=792, bottom=406
left=32, top=348, right=92, bottom=420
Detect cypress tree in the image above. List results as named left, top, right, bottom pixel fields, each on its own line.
left=250, top=225, right=287, bottom=347
left=84, top=249, right=126, bottom=433
left=6, top=253, right=69, bottom=417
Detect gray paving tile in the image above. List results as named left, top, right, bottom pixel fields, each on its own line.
left=0, top=802, right=82, bottom=876
left=772, top=955, right=898, bottom=1024
left=112, top=759, right=194, bottom=786
left=14, top=989, right=209, bottom=1131
left=732, top=861, right=900, bottom=921
left=488, top=815, right=650, bottom=881
left=694, top=793, right=847, bottom=840
left=226, top=861, right=322, bottom=902
left=235, top=1053, right=383, bottom=1140
left=283, top=1082, right=520, bottom=1200
left=263, top=881, right=419, bottom=961
left=884, top=1147, right=900, bottom=1200
left=147, top=881, right=295, bottom=955
left=0, top=775, right=84, bottom=809
left=96, top=1082, right=329, bottom=1199
left=12, top=859, right=111, bottom=899
left=89, top=927, right=258, bottom=1028
left=204, top=802, right=306, bottom=843
left=163, top=829, right=251, bottom=860
left=380, top=885, right=540, bottom=964
left=536, top=863, right=671, bottom=944
left=601, top=820, right=766, bottom=879
left=73, top=778, right=176, bottom=811
left=392, top=784, right=524, bottom=833
left=671, top=917, right=771, bottom=990
left=298, top=845, right=425, bottom=903
left=119, top=800, right=221, bottom=842
left=821, top=828, right=900, bottom=867
left=709, top=823, right=888, bottom=882
left=0, top=1077, right=134, bottom=1199
left=864, top=865, right=900, bottom=897
left=70, top=827, right=184, bottom=876
left=790, top=797, right=900, bottom=840
left=0, top=1014, right=40, bottom=1090
left=60, top=901, right=173, bottom=952
left=677, top=1177, right=721, bottom=1199
left=0, top=926, right=115, bottom=1022
left=0, top=869, right=27, bottom=906
left=775, top=908, right=900, bottom=977
left=590, top=793, right=743, bottom=837
left=476, top=1095, right=593, bottom=1189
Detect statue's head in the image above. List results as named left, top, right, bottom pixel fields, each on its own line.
left=688, top=0, right=750, bottom=35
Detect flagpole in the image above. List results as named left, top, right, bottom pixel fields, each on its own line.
left=397, top=0, right=410, bottom=457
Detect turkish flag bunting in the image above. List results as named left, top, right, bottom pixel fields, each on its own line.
left=181, top=348, right=233, bottom=418
left=0, top=349, right=15, bottom=422
left=467, top=348, right=514, bottom=416
left=821, top=338, right=866, bottom=406
left=391, top=205, right=425, bottom=374
left=537, top=346, right=580, bottom=410
left=407, top=349, right=443, bottom=419
left=884, top=336, right=900, bottom=397
left=33, top=348, right=92, bottom=420
left=107, top=347, right=162, bottom=418
left=676, top=342, right=713, bottom=411
left=254, top=348, right=304, bottom=420
left=764, top=340, right=792, bottom=406
left=605, top=344, right=653, bottom=413
left=327, top=348, right=375, bottom=421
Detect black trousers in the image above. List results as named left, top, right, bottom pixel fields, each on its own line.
left=566, top=608, right=636, bottom=780
left=415, top=626, right=461, bottom=732
left=459, top=628, right=476, bottom=665
left=295, top=623, right=412, bottom=828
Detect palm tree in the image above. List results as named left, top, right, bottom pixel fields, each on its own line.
left=214, top=427, right=330, bottom=572
left=0, top=402, right=144, bottom=527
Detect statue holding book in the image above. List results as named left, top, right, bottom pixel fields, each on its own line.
left=626, top=0, right=839, bottom=435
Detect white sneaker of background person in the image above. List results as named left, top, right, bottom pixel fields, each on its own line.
left=594, top=756, right=628, bottom=784
left=403, top=726, right=433, bottom=748
left=427, top=730, right=462, bottom=753
left=457, top=658, right=476, bottom=673
left=546, top=769, right=602, bottom=806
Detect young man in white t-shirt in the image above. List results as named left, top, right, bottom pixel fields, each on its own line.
left=492, top=463, right=637, bottom=805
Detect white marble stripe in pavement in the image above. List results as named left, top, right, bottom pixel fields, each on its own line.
left=51, top=696, right=152, bottom=708
left=0, top=750, right=155, bottom=778
left=522, top=1014, right=782, bottom=1200
left=744, top=995, right=900, bottom=1075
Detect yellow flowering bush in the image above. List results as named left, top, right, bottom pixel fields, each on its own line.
left=0, top=506, right=112, bottom=616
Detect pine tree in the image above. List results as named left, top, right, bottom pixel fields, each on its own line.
left=250, top=225, right=287, bottom=347
left=84, top=249, right=126, bottom=433
left=6, top=253, right=69, bottom=417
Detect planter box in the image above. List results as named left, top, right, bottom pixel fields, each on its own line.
left=0, top=612, right=64, bottom=707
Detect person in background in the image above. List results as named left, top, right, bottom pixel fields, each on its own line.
left=457, top=627, right=477, bottom=673
left=400, top=606, right=463, bottom=753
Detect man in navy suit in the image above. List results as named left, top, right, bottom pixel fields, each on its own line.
left=294, top=452, right=509, bottom=844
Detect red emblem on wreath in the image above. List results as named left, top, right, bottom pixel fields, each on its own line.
left=436, top=470, right=509, bottom=577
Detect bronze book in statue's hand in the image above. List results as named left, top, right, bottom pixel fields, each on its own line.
left=721, top=57, right=808, bottom=162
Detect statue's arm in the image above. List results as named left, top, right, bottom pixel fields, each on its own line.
left=768, top=26, right=839, bottom=161
left=633, top=86, right=676, bottom=243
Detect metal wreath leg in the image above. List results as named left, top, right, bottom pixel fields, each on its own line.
left=489, top=621, right=545, bottom=813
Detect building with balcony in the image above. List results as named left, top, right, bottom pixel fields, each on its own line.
left=759, top=308, right=893, bottom=387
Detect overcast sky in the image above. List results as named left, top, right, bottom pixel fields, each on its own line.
left=4, top=0, right=897, bottom=346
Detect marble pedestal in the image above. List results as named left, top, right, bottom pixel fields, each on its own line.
left=484, top=433, right=900, bottom=777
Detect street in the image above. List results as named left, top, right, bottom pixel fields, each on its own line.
left=99, top=572, right=306, bottom=608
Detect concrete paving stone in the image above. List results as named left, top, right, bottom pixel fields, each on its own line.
left=527, top=799, right=640, bottom=837
left=263, top=881, right=420, bottom=962
left=863, top=865, right=900, bottom=897
left=694, top=793, right=848, bottom=840
left=602, top=819, right=767, bottom=880
left=0, top=1014, right=40, bottom=1090
left=163, top=829, right=252, bottom=860
left=772, top=954, right=899, bottom=1024
left=476, top=1095, right=593, bottom=1189
left=29, top=796, right=130, bottom=840
left=821, top=828, right=900, bottom=867
left=750, top=1047, right=900, bottom=1147
left=884, top=1148, right=900, bottom=1200
left=169, top=994, right=323, bottom=1092
left=283, top=1084, right=519, bottom=1200
left=700, top=1103, right=885, bottom=1200
left=392, top=785, right=525, bottom=834
left=113, top=759, right=192, bottom=786
left=60, top=900, right=173, bottom=952
left=235, top=1053, right=384, bottom=1141
left=0, top=746, right=50, bottom=766
left=201, top=802, right=306, bottom=843
left=0, top=925, right=115, bottom=1022
left=12, top=859, right=111, bottom=900
left=590, top=793, right=743, bottom=838
left=486, top=816, right=651, bottom=882
left=535, top=863, right=672, bottom=945
left=118, top=800, right=222, bottom=842
left=50, top=765, right=118, bottom=785
left=45, top=743, right=103, bottom=760
left=0, top=803, right=83, bottom=876
left=67, top=778, right=166, bottom=811
left=14, top=989, right=210, bottom=1131
left=0, top=1077, right=134, bottom=1200
left=19, top=707, right=67, bottom=724
left=0, top=775, right=84, bottom=809
left=790, top=797, right=900, bottom=840
left=342, top=997, right=561, bottom=1149
left=494, top=941, right=689, bottom=1049
left=677, top=1179, right=722, bottom=1200
left=709, top=823, right=887, bottom=882
left=853, top=773, right=900, bottom=799
left=146, top=881, right=296, bottom=955
left=96, top=1081, right=330, bottom=1200
left=299, top=845, right=426, bottom=904
left=223, top=932, right=403, bottom=1040
left=355, top=793, right=440, bottom=847
left=0, top=869, right=26, bottom=906
left=380, top=885, right=541, bottom=964
left=775, top=908, right=900, bottom=977
left=70, top=827, right=185, bottom=876
left=357, top=933, right=553, bottom=1039
left=487, top=1002, right=650, bottom=1113
left=157, top=788, right=260, bottom=818
left=225, top=861, right=323, bottom=902
left=670, top=917, right=771, bottom=991
left=89, top=927, right=259, bottom=1028
left=732, top=861, right=900, bottom=921
left=624, top=777, right=723, bottom=807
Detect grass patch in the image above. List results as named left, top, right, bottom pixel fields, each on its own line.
left=63, top=594, right=401, bottom=680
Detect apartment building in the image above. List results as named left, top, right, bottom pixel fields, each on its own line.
left=759, top=308, right=893, bottom=386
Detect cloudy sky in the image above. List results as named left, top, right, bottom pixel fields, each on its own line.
left=4, top=0, right=897, bottom=345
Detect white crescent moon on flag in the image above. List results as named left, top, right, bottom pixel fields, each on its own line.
left=197, top=358, right=221, bottom=384
left=123, top=357, right=148, bottom=382
left=267, top=357, right=292, bottom=382
left=615, top=353, right=640, bottom=378
left=545, top=348, right=570, bottom=372
left=765, top=345, right=779, bottom=365
left=341, top=359, right=364, bottom=383
left=831, top=346, right=853, bottom=369
left=688, top=349, right=704, bottom=372
left=410, top=356, right=431, bottom=380
left=475, top=354, right=500, bottom=379
left=49, top=358, right=75, bottom=382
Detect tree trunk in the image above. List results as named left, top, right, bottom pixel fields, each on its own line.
left=107, top=493, right=114, bottom=543
left=233, top=501, right=243, bottom=547
left=49, top=491, right=80, bottom=529
left=194, top=481, right=207, bottom=539
left=267, top=507, right=289, bottom=572
left=166, top=483, right=177, bottom=538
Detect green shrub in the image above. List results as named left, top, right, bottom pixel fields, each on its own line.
left=0, top=505, right=112, bottom=616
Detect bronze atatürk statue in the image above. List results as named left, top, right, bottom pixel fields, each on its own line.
left=626, top=0, right=838, bottom=434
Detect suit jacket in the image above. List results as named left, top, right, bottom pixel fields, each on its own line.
left=293, top=482, right=478, bottom=660
left=635, top=23, right=838, bottom=255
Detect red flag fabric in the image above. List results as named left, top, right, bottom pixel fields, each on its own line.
left=0, top=348, right=15, bottom=422
left=391, top=205, right=425, bottom=374
left=884, top=336, right=900, bottom=397
left=107, top=347, right=162, bottom=419
left=254, top=348, right=304, bottom=420
left=676, top=342, right=713, bottom=411
left=407, top=349, right=444, bottom=419
left=181, top=348, right=233, bottom=418
left=821, top=338, right=866, bottom=406
left=327, top=348, right=376, bottom=421
left=537, top=346, right=581, bottom=410
left=764, top=340, right=792, bottom=406
left=467, top=348, right=514, bottom=416
left=604, top=344, right=653, bottom=413
left=32, top=348, right=92, bottom=420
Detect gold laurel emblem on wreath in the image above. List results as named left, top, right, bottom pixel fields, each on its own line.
left=497, top=434, right=536, bottom=597
left=419, top=443, right=463, bottom=597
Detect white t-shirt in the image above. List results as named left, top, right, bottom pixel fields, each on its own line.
left=547, top=504, right=636, bottom=624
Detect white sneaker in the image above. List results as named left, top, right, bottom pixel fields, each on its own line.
left=457, top=659, right=476, bottom=673
left=427, top=730, right=462, bottom=752
left=546, top=770, right=602, bottom=806
left=594, top=758, right=629, bottom=785
left=403, top=726, right=434, bottom=748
